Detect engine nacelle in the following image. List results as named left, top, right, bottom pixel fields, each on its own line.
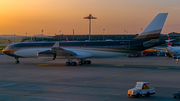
left=37, top=51, right=56, bottom=62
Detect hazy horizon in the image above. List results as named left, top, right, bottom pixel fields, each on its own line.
left=1, top=0, right=180, bottom=36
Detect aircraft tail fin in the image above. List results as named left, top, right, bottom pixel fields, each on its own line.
left=65, top=36, right=69, bottom=41
left=167, top=34, right=171, bottom=46
left=134, top=13, right=168, bottom=39
left=8, top=39, right=12, bottom=44
left=165, top=34, right=175, bottom=47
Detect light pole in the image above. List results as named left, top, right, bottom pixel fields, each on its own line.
left=59, top=30, right=61, bottom=35
left=54, top=33, right=56, bottom=40
left=84, top=14, right=97, bottom=41
left=124, top=30, right=126, bottom=35
left=141, top=28, right=143, bottom=34
left=41, top=29, right=44, bottom=41
left=73, top=29, right=74, bottom=41
left=26, top=33, right=27, bottom=40
left=123, top=30, right=126, bottom=40
left=14, top=34, right=15, bottom=42
left=33, top=34, right=36, bottom=41
left=103, top=29, right=105, bottom=41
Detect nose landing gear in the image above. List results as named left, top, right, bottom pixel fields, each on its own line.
left=15, top=57, right=20, bottom=64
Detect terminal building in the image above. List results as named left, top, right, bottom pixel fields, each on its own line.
left=53, top=34, right=139, bottom=41
left=22, top=32, right=180, bottom=46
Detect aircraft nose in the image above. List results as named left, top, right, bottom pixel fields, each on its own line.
left=2, top=49, right=11, bottom=55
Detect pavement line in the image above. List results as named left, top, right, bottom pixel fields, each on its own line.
left=38, top=64, right=49, bottom=66
left=157, top=67, right=169, bottom=69
left=114, top=65, right=124, bottom=66
left=1, top=70, right=151, bottom=101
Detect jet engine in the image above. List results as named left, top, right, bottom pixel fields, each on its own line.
left=37, top=51, right=56, bottom=62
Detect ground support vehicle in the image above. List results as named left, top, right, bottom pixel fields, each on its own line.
left=127, top=82, right=155, bottom=98
left=173, top=91, right=180, bottom=99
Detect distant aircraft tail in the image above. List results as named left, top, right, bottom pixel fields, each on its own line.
left=165, top=34, right=175, bottom=47
left=65, top=36, right=69, bottom=41
left=167, top=35, right=171, bottom=46
left=8, top=39, right=12, bottom=44
left=134, top=13, right=168, bottom=39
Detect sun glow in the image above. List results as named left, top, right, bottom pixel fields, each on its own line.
left=0, top=0, right=180, bottom=36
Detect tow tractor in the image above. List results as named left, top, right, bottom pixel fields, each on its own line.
left=127, top=82, right=155, bottom=98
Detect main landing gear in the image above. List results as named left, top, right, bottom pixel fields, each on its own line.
left=15, top=57, right=20, bottom=64
left=66, top=58, right=91, bottom=66
left=66, top=56, right=77, bottom=66
left=66, top=62, right=77, bottom=66
left=78, top=59, right=91, bottom=65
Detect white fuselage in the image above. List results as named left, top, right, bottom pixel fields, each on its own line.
left=14, top=47, right=127, bottom=59
left=167, top=46, right=180, bottom=57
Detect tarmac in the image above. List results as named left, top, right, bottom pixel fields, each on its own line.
left=0, top=55, right=180, bottom=101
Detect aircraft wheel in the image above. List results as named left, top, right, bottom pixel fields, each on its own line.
left=145, top=92, right=150, bottom=97
left=135, top=93, right=141, bottom=98
left=85, top=60, right=91, bottom=64
left=66, top=62, right=71, bottom=66
left=15, top=60, right=19, bottom=64
left=71, top=62, right=77, bottom=66
left=79, top=61, right=84, bottom=65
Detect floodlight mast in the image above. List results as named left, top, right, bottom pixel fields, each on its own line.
left=84, top=14, right=97, bottom=41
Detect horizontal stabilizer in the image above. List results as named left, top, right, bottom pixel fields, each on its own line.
left=165, top=39, right=175, bottom=42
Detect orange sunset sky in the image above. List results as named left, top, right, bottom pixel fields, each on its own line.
left=0, top=0, right=180, bottom=36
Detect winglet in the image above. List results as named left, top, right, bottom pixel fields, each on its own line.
left=52, top=42, right=59, bottom=48
left=8, top=39, right=12, bottom=44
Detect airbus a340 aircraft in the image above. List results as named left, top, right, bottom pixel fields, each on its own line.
left=2, top=13, right=168, bottom=66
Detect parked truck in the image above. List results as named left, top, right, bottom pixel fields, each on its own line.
left=127, top=82, right=155, bottom=98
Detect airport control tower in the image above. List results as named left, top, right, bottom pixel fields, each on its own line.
left=84, top=14, right=97, bottom=41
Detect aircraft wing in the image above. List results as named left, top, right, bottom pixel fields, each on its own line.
left=51, top=42, right=76, bottom=56
left=38, top=42, right=93, bottom=62
left=51, top=42, right=93, bottom=58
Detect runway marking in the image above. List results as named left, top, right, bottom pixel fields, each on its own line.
left=114, top=65, right=124, bottom=66
left=1, top=70, right=151, bottom=101
left=38, top=64, right=49, bottom=66
left=157, top=67, right=169, bottom=69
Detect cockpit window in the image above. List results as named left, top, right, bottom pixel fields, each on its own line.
left=4, top=44, right=14, bottom=50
